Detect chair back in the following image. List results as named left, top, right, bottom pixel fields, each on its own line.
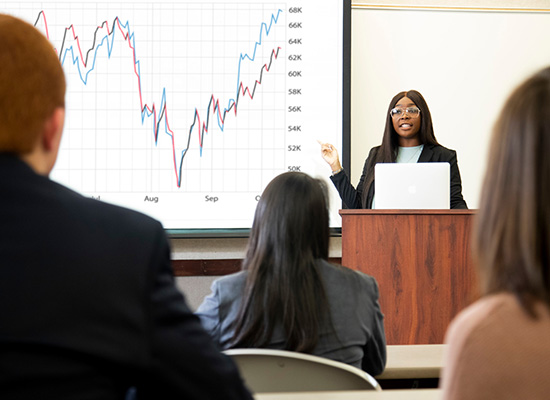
left=224, top=348, right=381, bottom=393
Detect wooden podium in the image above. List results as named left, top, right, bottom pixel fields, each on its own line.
left=340, top=210, right=479, bottom=345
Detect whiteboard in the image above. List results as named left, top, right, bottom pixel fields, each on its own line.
left=2, top=0, right=349, bottom=233
left=350, top=7, right=550, bottom=208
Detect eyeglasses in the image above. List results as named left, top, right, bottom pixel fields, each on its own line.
left=390, top=107, right=421, bottom=119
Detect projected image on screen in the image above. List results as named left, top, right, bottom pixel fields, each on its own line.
left=3, top=0, right=348, bottom=232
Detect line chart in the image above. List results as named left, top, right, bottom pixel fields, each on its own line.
left=3, top=0, right=346, bottom=230
left=33, top=7, right=283, bottom=189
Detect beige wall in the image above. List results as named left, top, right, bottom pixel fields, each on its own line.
left=170, top=236, right=342, bottom=260
left=350, top=2, right=550, bottom=209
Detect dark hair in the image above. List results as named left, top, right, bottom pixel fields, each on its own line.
left=230, top=172, right=332, bottom=352
left=361, top=90, right=439, bottom=207
left=474, top=66, right=550, bottom=316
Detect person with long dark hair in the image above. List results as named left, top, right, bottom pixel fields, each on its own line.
left=319, top=90, right=467, bottom=209
left=439, top=66, right=550, bottom=399
left=196, top=172, right=386, bottom=376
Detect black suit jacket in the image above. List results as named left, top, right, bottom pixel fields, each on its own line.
left=331, top=144, right=468, bottom=209
left=0, top=154, right=252, bottom=400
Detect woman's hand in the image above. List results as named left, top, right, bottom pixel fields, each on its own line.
left=317, top=140, right=342, bottom=173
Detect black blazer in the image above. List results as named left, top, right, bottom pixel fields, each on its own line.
left=0, top=154, right=251, bottom=400
left=331, top=144, right=468, bottom=209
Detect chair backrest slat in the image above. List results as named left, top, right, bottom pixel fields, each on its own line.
left=224, top=348, right=381, bottom=393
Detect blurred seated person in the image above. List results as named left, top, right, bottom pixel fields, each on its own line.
left=439, top=66, right=550, bottom=399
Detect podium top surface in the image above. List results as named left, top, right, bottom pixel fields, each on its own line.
left=339, top=209, right=476, bottom=216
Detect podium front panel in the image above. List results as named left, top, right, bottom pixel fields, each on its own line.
left=340, top=210, right=479, bottom=345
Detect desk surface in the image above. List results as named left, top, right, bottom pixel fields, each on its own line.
left=255, top=389, right=441, bottom=400
left=375, top=344, right=445, bottom=380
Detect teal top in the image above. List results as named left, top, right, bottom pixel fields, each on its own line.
left=396, top=144, right=424, bottom=163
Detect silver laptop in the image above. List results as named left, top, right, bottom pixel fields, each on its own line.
left=374, top=162, right=450, bottom=209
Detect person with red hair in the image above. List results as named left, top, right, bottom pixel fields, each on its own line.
left=0, top=14, right=251, bottom=400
